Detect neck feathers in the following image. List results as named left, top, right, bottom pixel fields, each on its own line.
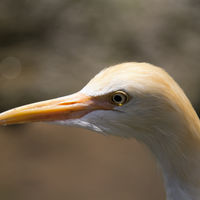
left=162, top=102, right=199, bottom=199
left=140, top=68, right=200, bottom=200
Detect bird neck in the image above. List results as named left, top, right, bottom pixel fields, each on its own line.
left=155, top=134, right=200, bottom=200
left=144, top=114, right=200, bottom=200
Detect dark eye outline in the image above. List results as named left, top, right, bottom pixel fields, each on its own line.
left=111, top=91, right=129, bottom=106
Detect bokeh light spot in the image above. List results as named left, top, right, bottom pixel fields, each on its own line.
left=0, top=57, right=22, bottom=79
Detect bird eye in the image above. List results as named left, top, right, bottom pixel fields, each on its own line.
left=111, top=91, right=129, bottom=106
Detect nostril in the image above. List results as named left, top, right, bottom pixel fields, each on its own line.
left=58, top=101, right=78, bottom=106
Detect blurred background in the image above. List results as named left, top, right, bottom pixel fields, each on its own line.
left=0, top=0, right=199, bottom=199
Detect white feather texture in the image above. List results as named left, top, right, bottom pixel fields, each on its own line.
left=0, top=62, right=200, bottom=200
left=65, top=62, right=200, bottom=200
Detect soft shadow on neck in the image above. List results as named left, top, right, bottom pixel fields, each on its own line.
left=144, top=118, right=200, bottom=200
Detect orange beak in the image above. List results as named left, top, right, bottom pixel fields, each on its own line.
left=0, top=92, right=112, bottom=126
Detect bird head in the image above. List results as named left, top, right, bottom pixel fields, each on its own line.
left=0, top=62, right=198, bottom=143
left=1, top=62, right=200, bottom=200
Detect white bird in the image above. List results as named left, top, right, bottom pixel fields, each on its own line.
left=0, top=62, right=200, bottom=200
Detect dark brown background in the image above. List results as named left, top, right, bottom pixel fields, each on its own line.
left=0, top=0, right=199, bottom=199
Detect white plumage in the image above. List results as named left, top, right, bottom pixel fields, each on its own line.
left=0, top=62, right=200, bottom=200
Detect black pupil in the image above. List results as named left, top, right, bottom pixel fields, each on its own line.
left=113, top=94, right=122, bottom=102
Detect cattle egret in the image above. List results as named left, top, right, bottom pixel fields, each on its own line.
left=0, top=62, right=200, bottom=200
